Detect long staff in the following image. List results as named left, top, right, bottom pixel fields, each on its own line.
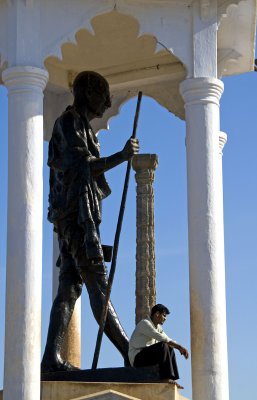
left=92, top=91, right=143, bottom=369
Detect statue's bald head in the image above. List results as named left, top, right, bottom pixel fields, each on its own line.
left=72, top=71, right=111, bottom=115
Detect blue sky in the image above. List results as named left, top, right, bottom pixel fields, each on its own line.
left=0, top=68, right=257, bottom=400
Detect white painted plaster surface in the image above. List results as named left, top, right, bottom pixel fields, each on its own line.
left=0, top=0, right=256, bottom=83
left=2, top=0, right=42, bottom=66
left=216, top=131, right=229, bottom=399
left=192, top=1, right=218, bottom=78
left=180, top=78, right=229, bottom=400
left=2, top=66, right=48, bottom=400
left=1, top=1, right=255, bottom=130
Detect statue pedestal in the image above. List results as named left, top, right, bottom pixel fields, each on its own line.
left=41, top=381, right=188, bottom=400
left=39, top=368, right=188, bottom=400
left=0, top=367, right=189, bottom=400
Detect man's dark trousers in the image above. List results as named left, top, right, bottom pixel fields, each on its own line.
left=133, top=342, right=179, bottom=380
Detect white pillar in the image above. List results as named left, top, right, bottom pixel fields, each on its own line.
left=180, top=78, right=229, bottom=400
left=3, top=66, right=48, bottom=400
left=217, top=132, right=228, bottom=276
left=52, top=232, right=81, bottom=368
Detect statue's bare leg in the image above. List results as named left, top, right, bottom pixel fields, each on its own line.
left=80, top=267, right=130, bottom=366
left=41, top=264, right=83, bottom=373
left=42, top=264, right=129, bottom=372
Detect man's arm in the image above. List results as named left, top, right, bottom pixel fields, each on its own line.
left=136, top=319, right=173, bottom=343
left=89, top=138, right=139, bottom=176
left=168, top=341, right=189, bottom=359
left=137, top=319, right=189, bottom=359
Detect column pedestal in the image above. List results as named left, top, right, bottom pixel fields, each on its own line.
left=132, top=154, right=158, bottom=324
left=3, top=66, right=48, bottom=400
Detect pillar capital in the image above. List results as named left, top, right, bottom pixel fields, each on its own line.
left=180, top=77, right=224, bottom=106
left=2, top=66, right=48, bottom=92
left=132, top=154, right=158, bottom=188
left=219, top=131, right=227, bottom=153
left=132, top=154, right=158, bottom=171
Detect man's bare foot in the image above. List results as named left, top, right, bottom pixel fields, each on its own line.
left=160, top=378, right=176, bottom=384
left=160, top=379, right=184, bottom=389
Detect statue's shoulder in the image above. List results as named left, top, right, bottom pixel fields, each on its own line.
left=54, top=106, right=85, bottom=133
left=59, top=106, right=79, bottom=123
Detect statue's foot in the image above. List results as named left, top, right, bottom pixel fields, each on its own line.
left=123, top=355, right=131, bottom=368
left=41, top=360, right=80, bottom=373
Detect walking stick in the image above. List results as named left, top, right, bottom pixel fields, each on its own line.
left=92, top=91, right=143, bottom=369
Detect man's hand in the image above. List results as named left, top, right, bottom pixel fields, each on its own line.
left=168, top=341, right=189, bottom=360
left=178, top=346, right=189, bottom=359
left=122, top=138, right=140, bottom=160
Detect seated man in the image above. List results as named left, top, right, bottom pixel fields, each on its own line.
left=128, top=304, right=189, bottom=382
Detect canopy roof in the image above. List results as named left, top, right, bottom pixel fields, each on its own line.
left=0, top=0, right=256, bottom=134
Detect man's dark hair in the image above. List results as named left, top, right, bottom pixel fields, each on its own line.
left=151, top=304, right=170, bottom=316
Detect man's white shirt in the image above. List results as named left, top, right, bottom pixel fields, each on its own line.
left=128, top=317, right=175, bottom=366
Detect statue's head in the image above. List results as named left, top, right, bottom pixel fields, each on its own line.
left=73, top=71, right=111, bottom=117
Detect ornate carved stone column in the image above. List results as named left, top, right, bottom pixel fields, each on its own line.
left=3, top=66, right=48, bottom=400
left=132, top=154, right=158, bottom=324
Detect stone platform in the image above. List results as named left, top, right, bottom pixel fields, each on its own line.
left=0, top=381, right=188, bottom=400
left=0, top=367, right=189, bottom=400
left=41, top=381, right=189, bottom=400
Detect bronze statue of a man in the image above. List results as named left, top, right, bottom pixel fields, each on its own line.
left=41, top=71, right=139, bottom=372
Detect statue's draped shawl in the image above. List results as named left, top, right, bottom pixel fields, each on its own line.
left=48, top=106, right=111, bottom=261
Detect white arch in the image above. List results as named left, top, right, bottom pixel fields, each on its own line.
left=41, top=2, right=190, bottom=70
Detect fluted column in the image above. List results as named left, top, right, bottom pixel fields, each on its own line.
left=52, top=232, right=81, bottom=367
left=3, top=66, right=48, bottom=400
left=180, top=78, right=229, bottom=400
left=132, top=154, right=158, bottom=324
